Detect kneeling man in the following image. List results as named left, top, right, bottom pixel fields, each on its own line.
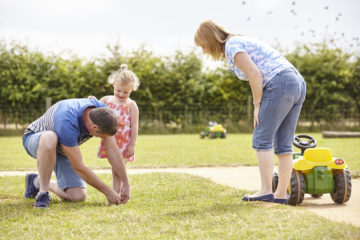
left=23, top=98, right=130, bottom=208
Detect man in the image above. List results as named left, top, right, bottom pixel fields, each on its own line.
left=23, top=98, right=130, bottom=208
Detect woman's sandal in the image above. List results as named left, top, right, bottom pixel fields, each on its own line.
left=242, top=193, right=274, bottom=202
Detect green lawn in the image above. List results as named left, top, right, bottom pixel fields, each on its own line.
left=1, top=173, right=359, bottom=239
left=1, top=133, right=359, bottom=175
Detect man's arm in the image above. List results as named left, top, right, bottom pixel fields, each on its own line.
left=61, top=144, right=121, bottom=205
left=103, top=135, right=130, bottom=203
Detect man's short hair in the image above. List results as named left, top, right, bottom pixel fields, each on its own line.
left=89, top=107, right=118, bottom=135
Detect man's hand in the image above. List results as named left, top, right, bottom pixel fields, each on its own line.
left=61, top=144, right=122, bottom=206
left=106, top=189, right=122, bottom=205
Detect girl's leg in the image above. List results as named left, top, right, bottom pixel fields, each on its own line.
left=112, top=168, right=122, bottom=193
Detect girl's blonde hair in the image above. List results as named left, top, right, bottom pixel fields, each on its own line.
left=108, top=64, right=140, bottom=91
left=194, top=20, right=235, bottom=60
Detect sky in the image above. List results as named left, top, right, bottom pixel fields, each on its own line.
left=1, top=0, right=359, bottom=63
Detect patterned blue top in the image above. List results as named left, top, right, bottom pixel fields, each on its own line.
left=225, top=36, right=293, bottom=86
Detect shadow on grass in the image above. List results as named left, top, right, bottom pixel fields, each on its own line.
left=162, top=199, right=268, bottom=219
left=1, top=197, right=109, bottom=215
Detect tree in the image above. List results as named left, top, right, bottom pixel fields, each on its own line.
left=286, top=42, right=354, bottom=126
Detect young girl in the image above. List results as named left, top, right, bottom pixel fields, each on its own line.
left=97, top=64, right=140, bottom=165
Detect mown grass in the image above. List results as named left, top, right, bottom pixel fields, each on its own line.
left=1, top=173, right=359, bottom=240
left=1, top=133, right=359, bottom=175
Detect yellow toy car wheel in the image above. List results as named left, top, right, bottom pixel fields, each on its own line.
left=288, top=170, right=306, bottom=205
left=272, top=172, right=279, bottom=193
left=330, top=168, right=352, bottom=204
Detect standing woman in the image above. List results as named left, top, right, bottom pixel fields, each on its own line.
left=194, top=20, right=306, bottom=204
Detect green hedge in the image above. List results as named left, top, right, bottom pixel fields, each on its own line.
left=1, top=40, right=359, bottom=132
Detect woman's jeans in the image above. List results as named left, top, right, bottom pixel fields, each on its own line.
left=252, top=68, right=306, bottom=155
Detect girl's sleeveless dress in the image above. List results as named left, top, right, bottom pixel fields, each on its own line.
left=97, top=99, right=135, bottom=162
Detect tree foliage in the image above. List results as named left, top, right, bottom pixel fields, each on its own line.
left=0, top=40, right=358, bottom=131
left=285, top=43, right=357, bottom=124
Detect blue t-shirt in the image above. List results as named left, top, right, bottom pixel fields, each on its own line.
left=25, top=98, right=107, bottom=149
left=225, top=36, right=293, bottom=86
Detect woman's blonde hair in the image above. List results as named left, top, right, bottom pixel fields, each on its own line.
left=108, top=64, right=140, bottom=91
left=194, top=20, right=234, bottom=60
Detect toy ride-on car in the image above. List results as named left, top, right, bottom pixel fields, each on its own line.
left=272, top=134, right=351, bottom=206
left=200, top=121, right=227, bottom=139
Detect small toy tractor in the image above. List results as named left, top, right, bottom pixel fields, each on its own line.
left=272, top=135, right=352, bottom=205
left=200, top=121, right=227, bottom=139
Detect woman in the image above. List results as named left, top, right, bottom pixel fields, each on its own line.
left=194, top=20, right=306, bottom=204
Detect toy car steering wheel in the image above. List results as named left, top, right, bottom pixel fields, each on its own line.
left=293, top=135, right=316, bottom=152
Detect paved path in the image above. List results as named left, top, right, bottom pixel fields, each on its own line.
left=1, top=166, right=359, bottom=227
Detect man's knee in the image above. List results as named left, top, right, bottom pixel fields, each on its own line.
left=66, top=188, right=87, bottom=202
left=38, top=131, right=58, bottom=152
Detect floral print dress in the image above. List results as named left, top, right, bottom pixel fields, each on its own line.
left=97, top=99, right=135, bottom=162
